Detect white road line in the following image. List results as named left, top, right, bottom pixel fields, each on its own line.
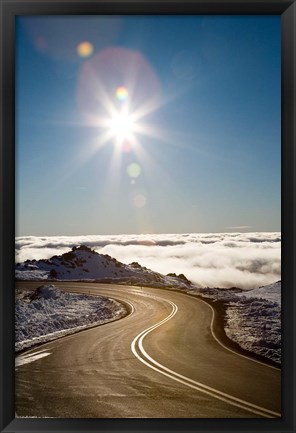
left=16, top=348, right=49, bottom=359
left=194, top=295, right=280, bottom=371
left=16, top=283, right=280, bottom=417
left=131, top=285, right=280, bottom=372
left=15, top=288, right=135, bottom=357
left=103, top=284, right=279, bottom=371
left=131, top=296, right=281, bottom=419
left=59, top=283, right=280, bottom=372
left=121, top=299, right=135, bottom=314
left=16, top=351, right=51, bottom=367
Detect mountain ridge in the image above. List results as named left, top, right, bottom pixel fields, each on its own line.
left=15, top=245, right=194, bottom=290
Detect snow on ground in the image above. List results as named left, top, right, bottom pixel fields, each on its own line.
left=190, top=282, right=281, bottom=364
left=15, top=245, right=192, bottom=291
left=15, top=232, right=281, bottom=290
left=236, top=281, right=281, bottom=305
left=15, top=245, right=281, bottom=365
left=15, top=285, right=127, bottom=352
left=224, top=281, right=281, bottom=364
left=225, top=298, right=281, bottom=364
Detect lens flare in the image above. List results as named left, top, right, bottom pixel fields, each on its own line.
left=77, top=41, right=94, bottom=58
left=75, top=47, right=169, bottom=188
left=127, top=163, right=141, bottom=178
left=116, top=86, right=128, bottom=102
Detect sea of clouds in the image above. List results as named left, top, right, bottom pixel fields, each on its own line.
left=15, top=232, right=280, bottom=290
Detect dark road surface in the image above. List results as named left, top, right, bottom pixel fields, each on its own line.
left=15, top=282, right=281, bottom=418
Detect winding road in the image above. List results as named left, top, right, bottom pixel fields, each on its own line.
left=15, top=282, right=281, bottom=418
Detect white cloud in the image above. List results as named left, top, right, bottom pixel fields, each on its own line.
left=15, top=232, right=281, bottom=289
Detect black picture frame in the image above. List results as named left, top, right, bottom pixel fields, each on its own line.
left=0, top=0, right=295, bottom=432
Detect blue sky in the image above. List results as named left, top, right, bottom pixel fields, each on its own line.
left=16, top=15, right=281, bottom=236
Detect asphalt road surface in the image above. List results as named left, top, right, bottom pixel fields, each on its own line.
left=15, top=282, right=281, bottom=418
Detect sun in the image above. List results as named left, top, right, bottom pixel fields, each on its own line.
left=108, top=109, right=136, bottom=142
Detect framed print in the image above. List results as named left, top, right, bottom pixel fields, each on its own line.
left=0, top=0, right=295, bottom=432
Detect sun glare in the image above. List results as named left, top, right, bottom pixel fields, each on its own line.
left=76, top=48, right=170, bottom=177
left=109, top=110, right=135, bottom=141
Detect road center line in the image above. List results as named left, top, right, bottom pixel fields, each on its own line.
left=130, top=296, right=280, bottom=419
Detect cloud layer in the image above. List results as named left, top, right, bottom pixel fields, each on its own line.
left=15, top=232, right=281, bottom=289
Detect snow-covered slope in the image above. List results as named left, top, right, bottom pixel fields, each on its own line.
left=236, top=281, right=281, bottom=305
left=15, top=245, right=193, bottom=290
left=15, top=246, right=281, bottom=364
left=15, top=284, right=126, bottom=352
left=188, top=281, right=281, bottom=364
